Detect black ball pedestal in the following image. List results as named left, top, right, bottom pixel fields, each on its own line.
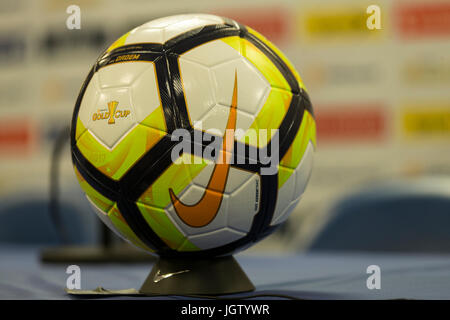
left=139, top=255, right=255, bottom=296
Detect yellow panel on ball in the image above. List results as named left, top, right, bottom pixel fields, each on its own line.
left=246, top=27, right=307, bottom=91
left=220, top=36, right=295, bottom=148
left=278, top=110, right=316, bottom=187
left=137, top=154, right=212, bottom=251
left=76, top=107, right=166, bottom=181
left=107, top=204, right=155, bottom=252
left=74, top=165, right=114, bottom=213
left=137, top=203, right=199, bottom=251
left=74, top=165, right=154, bottom=252
left=107, top=31, right=131, bottom=52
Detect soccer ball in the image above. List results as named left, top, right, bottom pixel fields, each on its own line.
left=71, top=14, right=316, bottom=257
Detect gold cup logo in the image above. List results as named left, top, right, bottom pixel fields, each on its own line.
left=107, top=101, right=118, bottom=124
left=92, top=101, right=131, bottom=124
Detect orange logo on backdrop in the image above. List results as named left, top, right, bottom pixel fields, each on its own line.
left=92, top=101, right=131, bottom=124
left=169, top=71, right=238, bottom=228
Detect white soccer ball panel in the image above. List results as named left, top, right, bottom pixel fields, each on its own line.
left=197, top=104, right=255, bottom=137
left=180, top=38, right=241, bottom=67
left=178, top=59, right=216, bottom=126
left=271, top=196, right=301, bottom=226
left=192, top=166, right=256, bottom=195
left=141, top=14, right=224, bottom=29
left=90, top=87, right=136, bottom=149
left=97, top=62, right=152, bottom=89
left=125, top=14, right=225, bottom=44
left=165, top=184, right=229, bottom=237
left=293, top=141, right=315, bottom=201
left=85, top=196, right=129, bottom=243
left=130, top=63, right=162, bottom=124
left=227, top=173, right=261, bottom=233
left=188, top=227, right=246, bottom=250
left=126, top=28, right=165, bottom=44
left=179, top=39, right=270, bottom=135
left=211, top=57, right=270, bottom=116
left=270, top=141, right=315, bottom=226
left=270, top=166, right=296, bottom=226
left=78, top=61, right=163, bottom=149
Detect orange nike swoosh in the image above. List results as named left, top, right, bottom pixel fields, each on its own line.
left=169, top=70, right=238, bottom=228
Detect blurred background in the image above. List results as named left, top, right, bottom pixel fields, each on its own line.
left=0, top=0, right=450, bottom=255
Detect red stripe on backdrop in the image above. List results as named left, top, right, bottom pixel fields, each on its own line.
left=395, top=2, right=450, bottom=38
left=0, top=119, right=37, bottom=156
left=315, top=106, right=386, bottom=143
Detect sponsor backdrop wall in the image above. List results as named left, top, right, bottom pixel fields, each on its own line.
left=0, top=0, right=449, bottom=251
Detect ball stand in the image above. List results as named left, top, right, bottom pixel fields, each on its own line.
left=140, top=255, right=255, bottom=296
left=66, top=255, right=255, bottom=297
